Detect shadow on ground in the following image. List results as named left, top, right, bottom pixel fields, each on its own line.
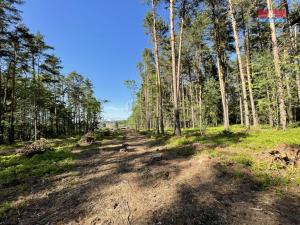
left=1, top=131, right=299, bottom=225
left=148, top=163, right=300, bottom=225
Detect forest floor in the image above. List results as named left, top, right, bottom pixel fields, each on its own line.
left=0, top=126, right=300, bottom=225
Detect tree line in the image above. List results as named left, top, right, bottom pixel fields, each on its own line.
left=127, top=0, right=300, bottom=135
left=0, top=0, right=102, bottom=143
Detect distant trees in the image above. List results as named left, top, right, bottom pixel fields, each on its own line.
left=128, top=0, right=300, bottom=132
left=0, top=1, right=102, bottom=143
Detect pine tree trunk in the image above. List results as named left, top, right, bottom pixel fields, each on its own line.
left=212, top=4, right=229, bottom=131
left=281, top=2, right=294, bottom=123
left=244, top=27, right=259, bottom=126
left=32, top=56, right=38, bottom=140
left=199, top=85, right=203, bottom=132
left=145, top=71, right=150, bottom=130
left=152, top=0, right=164, bottom=135
left=296, top=73, right=300, bottom=103
left=266, top=86, right=274, bottom=127
left=0, top=63, right=3, bottom=143
left=267, top=0, right=287, bottom=129
left=188, top=68, right=195, bottom=128
left=9, top=52, right=16, bottom=143
left=190, top=83, right=195, bottom=128
left=283, top=49, right=293, bottom=123
left=181, top=81, right=186, bottom=129
left=228, top=0, right=250, bottom=129
left=293, top=23, right=300, bottom=103
left=177, top=18, right=184, bottom=100
left=170, top=0, right=181, bottom=136
left=236, top=72, right=244, bottom=125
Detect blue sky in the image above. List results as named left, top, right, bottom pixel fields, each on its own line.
left=19, top=0, right=151, bottom=121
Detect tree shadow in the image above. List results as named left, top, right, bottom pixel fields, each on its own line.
left=2, top=132, right=299, bottom=225
left=192, top=131, right=249, bottom=148
left=147, top=162, right=300, bottom=225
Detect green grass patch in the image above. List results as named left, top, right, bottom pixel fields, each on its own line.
left=230, top=154, right=254, bottom=167
left=178, top=125, right=300, bottom=151
left=0, top=201, right=12, bottom=218
left=165, top=125, right=300, bottom=189
left=0, top=149, right=74, bottom=186
left=0, top=139, right=77, bottom=187
left=0, top=142, right=25, bottom=151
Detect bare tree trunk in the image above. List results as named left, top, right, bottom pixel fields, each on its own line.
left=212, top=4, right=229, bottom=130
left=216, top=56, right=229, bottom=130
left=9, top=47, right=17, bottom=143
left=228, top=0, right=250, bottom=129
left=294, top=26, right=300, bottom=103
left=176, top=0, right=186, bottom=99
left=267, top=0, right=287, bottom=129
left=239, top=94, right=244, bottom=125
left=177, top=18, right=184, bottom=100
left=236, top=72, right=244, bottom=126
left=282, top=0, right=300, bottom=105
left=152, top=0, right=164, bottom=135
left=198, top=85, right=203, bottom=132
left=296, top=72, right=300, bottom=103
left=32, top=56, right=38, bottom=140
left=283, top=49, right=293, bottom=123
left=170, top=0, right=181, bottom=136
left=181, top=81, right=186, bottom=129
left=188, top=67, right=195, bottom=128
left=189, top=83, right=195, bottom=128
left=266, top=86, right=274, bottom=127
left=145, top=70, right=150, bottom=130
left=0, top=62, right=3, bottom=143
left=244, top=27, right=259, bottom=126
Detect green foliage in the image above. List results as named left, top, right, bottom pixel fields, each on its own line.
left=0, top=140, right=75, bottom=186
left=0, top=2, right=103, bottom=144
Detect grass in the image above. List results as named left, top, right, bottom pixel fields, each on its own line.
left=164, top=125, right=300, bottom=189
left=0, top=142, right=25, bottom=151
left=0, top=138, right=77, bottom=192
left=0, top=149, right=74, bottom=185
left=166, top=125, right=300, bottom=149
left=0, top=201, right=12, bottom=218
left=0, top=140, right=76, bottom=186
left=0, top=138, right=79, bottom=220
left=1, top=126, right=299, bottom=218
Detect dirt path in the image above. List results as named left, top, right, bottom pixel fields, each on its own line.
left=3, top=131, right=300, bottom=225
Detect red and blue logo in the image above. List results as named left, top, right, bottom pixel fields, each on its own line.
left=257, top=9, right=287, bottom=23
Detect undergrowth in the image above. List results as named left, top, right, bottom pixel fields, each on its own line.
left=166, top=125, right=300, bottom=188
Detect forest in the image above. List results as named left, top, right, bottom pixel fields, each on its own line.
left=0, top=0, right=102, bottom=144
left=1, top=0, right=300, bottom=225
left=128, top=0, right=300, bottom=135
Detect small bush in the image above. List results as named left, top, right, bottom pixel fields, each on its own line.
left=17, top=138, right=52, bottom=157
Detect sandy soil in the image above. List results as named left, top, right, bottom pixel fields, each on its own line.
left=2, top=131, right=300, bottom=225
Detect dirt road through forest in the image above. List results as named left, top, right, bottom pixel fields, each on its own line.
left=2, top=131, right=300, bottom=225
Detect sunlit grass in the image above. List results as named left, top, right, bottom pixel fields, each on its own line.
left=168, top=125, right=300, bottom=150
left=0, top=138, right=77, bottom=187
left=165, top=125, right=300, bottom=188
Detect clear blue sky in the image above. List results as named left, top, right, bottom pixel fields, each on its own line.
left=19, top=0, right=150, bottom=121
